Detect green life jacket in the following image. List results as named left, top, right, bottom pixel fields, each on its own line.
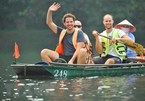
left=101, top=29, right=126, bottom=59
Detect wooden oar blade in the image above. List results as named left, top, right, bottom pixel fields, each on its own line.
left=123, top=41, right=144, bottom=54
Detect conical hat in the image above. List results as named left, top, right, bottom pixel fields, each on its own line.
left=115, top=20, right=136, bottom=32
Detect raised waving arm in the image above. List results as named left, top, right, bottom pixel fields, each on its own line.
left=46, top=2, right=61, bottom=33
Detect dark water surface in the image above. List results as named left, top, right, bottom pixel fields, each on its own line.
left=1, top=65, right=145, bottom=101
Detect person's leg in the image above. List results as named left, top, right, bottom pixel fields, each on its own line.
left=105, top=58, right=115, bottom=64
left=105, top=57, right=121, bottom=64
left=113, top=57, right=122, bottom=64
left=93, top=56, right=106, bottom=64
left=41, top=49, right=59, bottom=63
left=77, top=48, right=88, bottom=64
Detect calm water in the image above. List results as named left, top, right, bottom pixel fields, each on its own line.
left=1, top=65, right=145, bottom=101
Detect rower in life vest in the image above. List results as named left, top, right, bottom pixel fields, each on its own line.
left=101, top=29, right=127, bottom=60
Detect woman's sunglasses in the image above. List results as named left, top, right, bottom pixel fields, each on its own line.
left=74, top=25, right=82, bottom=28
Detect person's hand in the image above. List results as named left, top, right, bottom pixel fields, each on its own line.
left=111, top=38, right=120, bottom=43
left=68, top=60, right=73, bottom=64
left=49, top=2, right=61, bottom=12
left=92, top=30, right=99, bottom=37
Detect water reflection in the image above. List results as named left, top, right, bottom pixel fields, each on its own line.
left=1, top=66, right=145, bottom=101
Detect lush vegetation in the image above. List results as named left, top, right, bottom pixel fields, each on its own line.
left=1, top=0, right=145, bottom=30
left=1, top=0, right=145, bottom=41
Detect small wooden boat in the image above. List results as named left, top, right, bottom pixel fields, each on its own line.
left=11, top=62, right=145, bottom=79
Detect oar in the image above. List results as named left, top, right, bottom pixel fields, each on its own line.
left=98, top=34, right=144, bottom=54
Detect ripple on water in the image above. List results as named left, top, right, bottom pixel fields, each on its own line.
left=98, top=85, right=111, bottom=90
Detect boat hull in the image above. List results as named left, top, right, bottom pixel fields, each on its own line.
left=11, top=63, right=145, bottom=79
left=11, top=64, right=53, bottom=79
left=45, top=64, right=145, bottom=78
